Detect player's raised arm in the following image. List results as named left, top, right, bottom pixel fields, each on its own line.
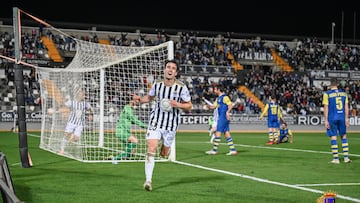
left=131, top=93, right=152, bottom=104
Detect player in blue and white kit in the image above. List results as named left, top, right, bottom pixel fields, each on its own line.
left=259, top=94, right=283, bottom=145
left=323, top=78, right=351, bottom=164
left=274, top=122, right=293, bottom=144
left=205, top=84, right=238, bottom=156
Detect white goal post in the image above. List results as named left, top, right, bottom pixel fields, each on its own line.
left=37, top=38, right=175, bottom=163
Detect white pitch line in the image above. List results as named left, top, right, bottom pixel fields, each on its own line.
left=296, top=183, right=360, bottom=187
left=234, top=143, right=360, bottom=157
left=180, top=141, right=360, bottom=157
left=173, top=160, right=360, bottom=203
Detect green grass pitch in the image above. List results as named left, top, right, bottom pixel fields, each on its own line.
left=0, top=131, right=359, bottom=203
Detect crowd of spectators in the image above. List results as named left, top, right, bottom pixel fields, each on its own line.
left=1, top=25, right=360, bottom=116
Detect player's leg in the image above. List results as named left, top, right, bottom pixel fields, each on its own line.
left=160, top=145, right=170, bottom=158
left=160, top=130, right=176, bottom=158
left=206, top=121, right=224, bottom=154
left=124, top=135, right=138, bottom=159
left=341, top=134, right=351, bottom=163
left=273, top=131, right=280, bottom=144
left=59, top=124, right=74, bottom=154
left=144, top=129, right=161, bottom=191
left=278, top=135, right=288, bottom=143
left=206, top=131, right=221, bottom=155
left=224, top=130, right=238, bottom=155
left=71, top=125, right=83, bottom=143
left=328, top=121, right=340, bottom=163
left=112, top=129, right=131, bottom=160
left=266, top=127, right=275, bottom=145
left=329, top=135, right=340, bottom=163
left=266, top=122, right=275, bottom=145
left=339, top=122, right=351, bottom=163
left=210, top=125, right=216, bottom=143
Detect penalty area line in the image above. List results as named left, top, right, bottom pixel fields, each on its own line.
left=173, top=160, right=360, bottom=203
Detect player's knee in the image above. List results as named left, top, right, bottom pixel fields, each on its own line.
left=147, top=152, right=156, bottom=157
left=160, top=146, right=170, bottom=157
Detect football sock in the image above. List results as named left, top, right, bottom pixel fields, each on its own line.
left=211, top=137, right=221, bottom=152
left=341, top=137, right=349, bottom=159
left=210, top=134, right=215, bottom=143
left=273, top=132, right=279, bottom=143
left=60, top=136, right=68, bottom=152
left=268, top=132, right=273, bottom=142
left=331, top=139, right=339, bottom=160
left=145, top=152, right=155, bottom=183
left=126, top=142, right=136, bottom=157
left=114, top=143, right=136, bottom=160
left=226, top=137, right=236, bottom=151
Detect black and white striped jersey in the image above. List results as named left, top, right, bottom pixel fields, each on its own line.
left=65, top=100, right=92, bottom=126
left=148, top=79, right=191, bottom=131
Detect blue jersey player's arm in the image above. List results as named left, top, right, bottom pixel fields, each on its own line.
left=259, top=104, right=269, bottom=119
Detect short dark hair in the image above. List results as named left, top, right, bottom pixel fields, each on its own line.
left=270, top=94, right=276, bottom=100
left=165, top=59, right=179, bottom=72
left=215, top=84, right=226, bottom=92
left=330, top=78, right=338, bottom=86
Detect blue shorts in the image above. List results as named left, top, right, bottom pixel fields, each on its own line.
left=216, top=119, right=230, bottom=133
left=268, top=119, right=280, bottom=128
left=326, top=119, right=346, bottom=136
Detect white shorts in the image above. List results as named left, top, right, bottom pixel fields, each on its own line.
left=146, top=128, right=176, bottom=147
left=65, top=123, right=83, bottom=138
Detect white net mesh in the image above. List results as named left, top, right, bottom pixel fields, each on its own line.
left=37, top=39, right=174, bottom=163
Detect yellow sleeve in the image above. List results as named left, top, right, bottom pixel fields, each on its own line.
left=260, top=104, right=269, bottom=118
left=288, top=129, right=293, bottom=136
left=278, top=107, right=283, bottom=120
left=223, top=96, right=232, bottom=106
left=322, top=93, right=328, bottom=105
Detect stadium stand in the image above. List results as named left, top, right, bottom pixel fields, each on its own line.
left=1, top=21, right=360, bottom=117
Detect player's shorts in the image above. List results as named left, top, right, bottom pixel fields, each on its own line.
left=211, top=122, right=217, bottom=130
left=326, top=119, right=346, bottom=136
left=279, top=135, right=289, bottom=143
left=65, top=122, right=83, bottom=137
left=216, top=119, right=230, bottom=133
left=146, top=128, right=176, bottom=147
left=268, top=119, right=280, bottom=128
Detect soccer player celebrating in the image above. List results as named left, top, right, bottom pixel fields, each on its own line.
left=259, top=94, right=282, bottom=145
left=132, top=59, right=192, bottom=191
left=323, top=78, right=351, bottom=164
left=205, top=84, right=238, bottom=156
left=59, top=87, right=93, bottom=155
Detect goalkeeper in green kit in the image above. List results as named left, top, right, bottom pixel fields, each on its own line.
left=111, top=98, right=147, bottom=160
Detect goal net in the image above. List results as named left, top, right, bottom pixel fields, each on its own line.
left=37, top=38, right=175, bottom=163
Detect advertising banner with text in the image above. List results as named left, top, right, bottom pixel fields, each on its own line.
left=2, top=111, right=360, bottom=126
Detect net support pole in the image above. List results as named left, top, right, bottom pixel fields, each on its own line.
left=98, top=69, right=105, bottom=147
left=13, top=7, right=32, bottom=168
left=167, top=40, right=176, bottom=161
